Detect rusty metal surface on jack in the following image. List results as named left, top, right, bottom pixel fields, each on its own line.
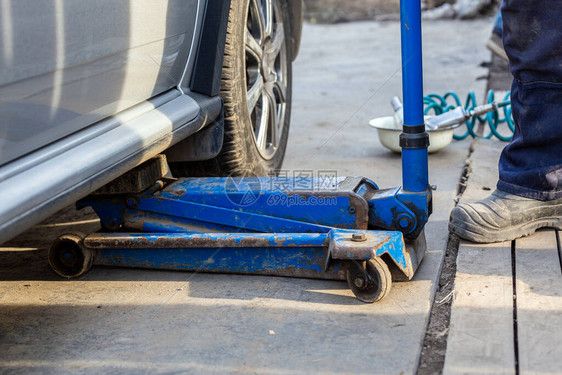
left=52, top=175, right=432, bottom=302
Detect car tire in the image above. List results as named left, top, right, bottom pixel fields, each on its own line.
left=172, top=0, right=292, bottom=177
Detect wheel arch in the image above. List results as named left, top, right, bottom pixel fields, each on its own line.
left=287, top=0, right=303, bottom=60
left=189, top=0, right=302, bottom=97
left=189, top=0, right=232, bottom=97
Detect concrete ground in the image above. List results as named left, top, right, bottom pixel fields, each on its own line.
left=1, top=19, right=493, bottom=374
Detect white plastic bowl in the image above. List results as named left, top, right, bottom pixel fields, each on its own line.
left=369, top=116, right=454, bottom=154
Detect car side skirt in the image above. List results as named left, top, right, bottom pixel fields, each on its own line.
left=0, top=90, right=222, bottom=244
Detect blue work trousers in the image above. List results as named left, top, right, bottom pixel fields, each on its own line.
left=498, top=0, right=562, bottom=200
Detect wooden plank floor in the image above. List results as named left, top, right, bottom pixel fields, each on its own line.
left=444, top=240, right=515, bottom=374
left=444, top=139, right=562, bottom=374
left=445, top=231, right=562, bottom=375
left=515, top=230, right=562, bottom=374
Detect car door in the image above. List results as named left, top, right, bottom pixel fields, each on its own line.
left=0, top=0, right=200, bottom=166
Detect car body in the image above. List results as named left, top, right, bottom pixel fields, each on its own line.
left=0, top=0, right=302, bottom=243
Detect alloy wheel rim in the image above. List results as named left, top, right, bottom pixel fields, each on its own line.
left=245, top=0, right=287, bottom=160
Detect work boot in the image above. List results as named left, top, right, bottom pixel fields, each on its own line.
left=449, top=190, right=562, bottom=243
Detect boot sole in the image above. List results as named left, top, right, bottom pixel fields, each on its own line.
left=449, top=216, right=562, bottom=243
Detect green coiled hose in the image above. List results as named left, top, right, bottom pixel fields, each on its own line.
left=423, top=90, right=514, bottom=141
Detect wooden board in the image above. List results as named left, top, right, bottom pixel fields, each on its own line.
left=515, top=229, right=562, bottom=374
left=443, top=240, right=515, bottom=375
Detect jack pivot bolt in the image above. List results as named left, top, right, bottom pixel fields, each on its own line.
left=351, top=233, right=367, bottom=242
left=396, top=213, right=414, bottom=231
left=354, top=277, right=365, bottom=288
left=126, top=198, right=138, bottom=208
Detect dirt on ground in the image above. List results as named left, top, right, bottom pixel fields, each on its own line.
left=417, top=235, right=461, bottom=374
left=303, top=0, right=454, bottom=23
left=303, top=0, right=500, bottom=23
left=304, top=0, right=399, bottom=23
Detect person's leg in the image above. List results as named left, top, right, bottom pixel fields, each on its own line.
left=498, top=0, right=562, bottom=198
left=449, top=0, right=562, bottom=243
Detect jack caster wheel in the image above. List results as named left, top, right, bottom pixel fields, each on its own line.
left=49, top=233, right=94, bottom=279
left=346, top=258, right=392, bottom=303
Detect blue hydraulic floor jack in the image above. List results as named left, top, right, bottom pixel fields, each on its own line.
left=49, top=0, right=431, bottom=303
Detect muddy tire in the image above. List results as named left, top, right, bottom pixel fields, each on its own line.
left=48, top=233, right=94, bottom=279
left=346, top=258, right=393, bottom=303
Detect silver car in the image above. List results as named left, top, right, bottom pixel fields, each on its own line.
left=0, top=0, right=303, bottom=243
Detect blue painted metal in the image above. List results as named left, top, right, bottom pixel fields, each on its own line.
left=85, top=177, right=374, bottom=234
left=400, top=0, right=424, bottom=127
left=329, top=230, right=403, bottom=260
left=95, top=245, right=339, bottom=278
left=365, top=186, right=431, bottom=239
left=77, top=197, right=127, bottom=231
left=401, top=148, right=429, bottom=193
left=85, top=232, right=330, bottom=248
left=400, top=0, right=429, bottom=192
left=124, top=210, right=250, bottom=234
left=82, top=228, right=421, bottom=280
left=87, top=232, right=336, bottom=279
left=133, top=196, right=333, bottom=233
left=77, top=175, right=430, bottom=281
left=76, top=178, right=431, bottom=280
left=82, top=175, right=430, bottom=240
left=158, top=177, right=366, bottom=229
left=57, top=0, right=433, bottom=298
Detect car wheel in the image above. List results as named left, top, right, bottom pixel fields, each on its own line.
left=172, top=0, right=292, bottom=177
